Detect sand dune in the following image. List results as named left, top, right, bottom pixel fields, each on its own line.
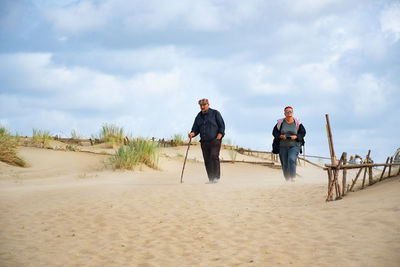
left=0, top=146, right=399, bottom=266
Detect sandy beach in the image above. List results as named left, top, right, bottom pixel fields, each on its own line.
left=0, top=145, right=399, bottom=266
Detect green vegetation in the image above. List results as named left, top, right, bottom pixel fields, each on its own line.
left=229, top=149, right=238, bottom=163
left=98, top=123, right=125, bottom=145
left=173, top=133, right=184, bottom=146
left=32, top=128, right=53, bottom=147
left=110, top=138, right=159, bottom=170
left=66, top=144, right=79, bottom=151
left=0, top=126, right=26, bottom=167
left=70, top=129, right=83, bottom=139
left=224, top=138, right=238, bottom=163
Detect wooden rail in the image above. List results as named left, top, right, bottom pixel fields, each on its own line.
left=325, top=151, right=400, bottom=201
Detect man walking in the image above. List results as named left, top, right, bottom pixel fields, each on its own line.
left=189, top=99, right=225, bottom=183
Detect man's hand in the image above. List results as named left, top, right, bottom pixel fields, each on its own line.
left=216, top=133, right=223, bottom=140
left=188, top=132, right=195, bottom=139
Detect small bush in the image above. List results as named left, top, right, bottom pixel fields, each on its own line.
left=110, top=138, right=159, bottom=170
left=0, top=126, right=26, bottom=167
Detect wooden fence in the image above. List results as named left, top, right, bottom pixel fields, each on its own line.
left=323, top=114, right=400, bottom=201
left=324, top=151, right=400, bottom=201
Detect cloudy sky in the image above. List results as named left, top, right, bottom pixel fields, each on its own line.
left=1, top=0, right=399, bottom=162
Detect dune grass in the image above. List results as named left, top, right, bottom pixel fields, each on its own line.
left=224, top=138, right=238, bottom=163
left=173, top=134, right=184, bottom=146
left=98, top=123, right=125, bottom=145
left=32, top=128, right=53, bottom=148
left=70, top=129, right=83, bottom=139
left=0, top=126, right=26, bottom=167
left=110, top=138, right=159, bottom=170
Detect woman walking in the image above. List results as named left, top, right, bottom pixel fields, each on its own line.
left=272, top=106, right=306, bottom=182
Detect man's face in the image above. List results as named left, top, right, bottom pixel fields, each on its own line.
left=284, top=108, right=293, bottom=118
left=200, top=103, right=209, bottom=113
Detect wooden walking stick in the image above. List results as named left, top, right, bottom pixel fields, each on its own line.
left=180, top=137, right=192, bottom=184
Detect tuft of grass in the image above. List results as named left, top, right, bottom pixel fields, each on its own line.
left=224, top=139, right=237, bottom=163
left=110, top=138, right=159, bottom=170
left=71, top=129, right=83, bottom=139
left=0, top=126, right=27, bottom=167
left=32, top=128, right=53, bottom=148
left=229, top=149, right=238, bottom=163
left=99, top=123, right=125, bottom=145
left=66, top=144, right=79, bottom=151
left=173, top=134, right=184, bottom=146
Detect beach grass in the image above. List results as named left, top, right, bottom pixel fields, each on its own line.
left=173, top=134, right=184, bottom=146
left=98, top=123, right=125, bottom=145
left=0, top=126, right=26, bottom=167
left=70, top=129, right=83, bottom=139
left=229, top=149, right=238, bottom=163
left=224, top=138, right=238, bottom=163
left=110, top=138, right=159, bottom=170
left=32, top=128, right=53, bottom=148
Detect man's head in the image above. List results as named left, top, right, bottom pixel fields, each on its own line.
left=198, top=98, right=209, bottom=113
left=284, top=106, right=293, bottom=118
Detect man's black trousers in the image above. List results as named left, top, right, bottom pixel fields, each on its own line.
left=200, top=139, right=221, bottom=180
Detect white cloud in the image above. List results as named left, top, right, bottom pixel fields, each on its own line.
left=45, top=1, right=111, bottom=34
left=293, top=61, right=340, bottom=93
left=380, top=2, right=400, bottom=42
left=43, top=0, right=264, bottom=34
left=128, top=68, right=182, bottom=94
left=353, top=74, right=389, bottom=116
left=247, top=64, right=289, bottom=95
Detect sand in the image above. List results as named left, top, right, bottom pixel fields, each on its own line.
left=0, top=146, right=399, bottom=266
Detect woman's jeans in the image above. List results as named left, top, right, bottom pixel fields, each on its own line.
left=279, top=145, right=300, bottom=180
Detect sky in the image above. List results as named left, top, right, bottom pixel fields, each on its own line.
left=0, top=0, right=399, bottom=162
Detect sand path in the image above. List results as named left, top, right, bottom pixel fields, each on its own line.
left=0, top=147, right=399, bottom=266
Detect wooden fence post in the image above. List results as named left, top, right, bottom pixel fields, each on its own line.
left=379, top=157, right=390, bottom=181
left=366, top=150, right=373, bottom=185
left=326, top=153, right=344, bottom=201
left=349, top=167, right=364, bottom=191
left=327, top=168, right=332, bottom=195
left=361, top=167, right=368, bottom=189
left=325, top=114, right=337, bottom=165
left=342, top=152, right=347, bottom=195
left=361, top=150, right=371, bottom=189
left=388, top=157, right=393, bottom=178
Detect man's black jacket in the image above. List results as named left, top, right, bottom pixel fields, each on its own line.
left=191, top=108, right=225, bottom=142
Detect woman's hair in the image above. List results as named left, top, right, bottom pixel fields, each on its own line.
left=284, top=106, right=293, bottom=111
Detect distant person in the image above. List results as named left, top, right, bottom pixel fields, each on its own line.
left=272, top=106, right=306, bottom=182
left=189, top=99, right=225, bottom=183
left=349, top=155, right=355, bottom=164
left=355, top=154, right=362, bottom=164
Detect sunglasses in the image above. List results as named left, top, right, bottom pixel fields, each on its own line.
left=285, top=110, right=293, bottom=114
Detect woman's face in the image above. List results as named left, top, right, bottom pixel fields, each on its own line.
left=284, top=108, right=293, bottom=118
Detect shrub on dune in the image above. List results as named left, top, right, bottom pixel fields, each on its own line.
left=0, top=126, right=26, bottom=167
